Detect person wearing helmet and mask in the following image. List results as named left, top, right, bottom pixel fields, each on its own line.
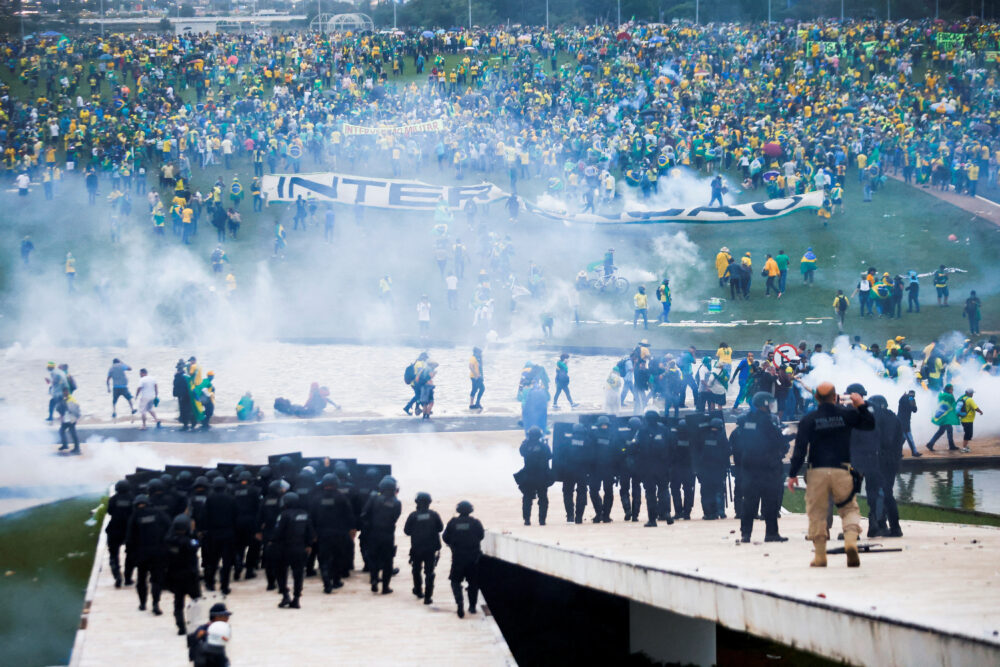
left=787, top=382, right=875, bottom=568
left=619, top=417, right=643, bottom=521
left=670, top=418, right=696, bottom=521
left=196, top=619, right=232, bottom=667
left=361, top=475, right=402, bottom=595
left=125, top=493, right=170, bottom=615
left=736, top=392, right=790, bottom=543
left=845, top=383, right=885, bottom=538
left=698, top=417, right=731, bottom=520
left=203, top=477, right=238, bottom=594
left=403, top=492, right=444, bottom=604
left=255, top=479, right=285, bottom=592
left=312, top=474, right=354, bottom=594
left=869, top=395, right=904, bottom=538
left=516, top=425, right=553, bottom=526
left=561, top=423, right=591, bottom=523
left=589, top=416, right=618, bottom=523
left=232, top=471, right=261, bottom=581
left=164, top=514, right=201, bottom=635
left=274, top=492, right=316, bottom=608
left=106, top=479, right=134, bottom=588
left=443, top=501, right=485, bottom=618
left=636, top=410, right=672, bottom=527
left=187, top=603, right=232, bottom=666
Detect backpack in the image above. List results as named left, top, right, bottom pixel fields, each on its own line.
left=403, top=363, right=416, bottom=385
left=615, top=357, right=628, bottom=377
left=67, top=374, right=78, bottom=394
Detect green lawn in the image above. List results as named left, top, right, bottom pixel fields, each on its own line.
left=0, top=496, right=103, bottom=667
left=1, top=58, right=997, bottom=350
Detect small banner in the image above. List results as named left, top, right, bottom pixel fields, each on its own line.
left=341, top=119, right=447, bottom=137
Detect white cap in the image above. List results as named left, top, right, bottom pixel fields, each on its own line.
left=207, top=621, right=231, bottom=647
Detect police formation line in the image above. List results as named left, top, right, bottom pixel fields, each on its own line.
left=104, top=456, right=486, bottom=656
left=516, top=382, right=899, bottom=567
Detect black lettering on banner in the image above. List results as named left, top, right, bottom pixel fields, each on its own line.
left=624, top=208, right=685, bottom=221
left=750, top=196, right=802, bottom=216
left=342, top=178, right=387, bottom=204
left=389, top=182, right=442, bottom=208
left=685, top=205, right=745, bottom=218
left=448, top=184, right=495, bottom=209
left=286, top=176, right=339, bottom=201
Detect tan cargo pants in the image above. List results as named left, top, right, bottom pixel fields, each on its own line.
left=805, top=467, right=861, bottom=540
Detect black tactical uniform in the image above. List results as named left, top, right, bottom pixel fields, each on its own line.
left=361, top=476, right=402, bottom=595
left=737, top=393, right=790, bottom=542
left=275, top=492, right=317, bottom=608
left=516, top=426, right=552, bottom=525
left=589, top=417, right=618, bottom=522
left=203, top=477, right=238, bottom=594
left=125, top=494, right=170, bottom=614
left=312, top=474, right=355, bottom=593
left=403, top=492, right=444, bottom=604
left=670, top=418, right=696, bottom=520
left=619, top=417, right=643, bottom=521
left=256, top=480, right=284, bottom=591
left=561, top=423, right=590, bottom=523
left=106, top=480, right=134, bottom=587
left=164, top=514, right=201, bottom=635
left=232, top=471, right=261, bottom=580
left=443, top=501, right=485, bottom=618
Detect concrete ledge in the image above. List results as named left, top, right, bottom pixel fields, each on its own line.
left=484, top=531, right=1000, bottom=666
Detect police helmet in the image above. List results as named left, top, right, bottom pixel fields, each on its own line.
left=572, top=423, right=586, bottom=434
left=527, top=425, right=543, bottom=439
left=379, top=475, right=398, bottom=493
left=282, top=492, right=300, bottom=508
left=868, top=395, right=888, bottom=409
left=114, top=480, right=130, bottom=494
left=596, top=416, right=611, bottom=427
left=845, top=382, right=867, bottom=397
left=644, top=410, right=660, bottom=425
left=172, top=514, right=191, bottom=533
left=211, top=477, right=227, bottom=490
left=321, top=473, right=338, bottom=489
left=238, top=471, right=253, bottom=483
left=258, top=466, right=272, bottom=479
left=176, top=471, right=193, bottom=485
left=415, top=491, right=432, bottom=507
left=334, top=461, right=350, bottom=476
left=159, top=473, right=174, bottom=487
left=148, top=479, right=164, bottom=494
left=232, top=465, right=245, bottom=478
left=193, top=475, right=210, bottom=489
left=752, top=392, right=774, bottom=410
left=267, top=480, right=283, bottom=496
left=133, top=494, right=150, bottom=506
left=709, top=418, right=724, bottom=430
left=456, top=500, right=474, bottom=515
left=628, top=417, right=642, bottom=429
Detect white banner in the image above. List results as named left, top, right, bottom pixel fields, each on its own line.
left=263, top=172, right=824, bottom=223
left=525, top=189, right=825, bottom=224
left=262, top=172, right=508, bottom=210
left=341, top=119, right=446, bottom=137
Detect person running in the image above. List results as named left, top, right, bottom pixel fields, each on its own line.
left=106, top=358, right=136, bottom=419
left=135, top=368, right=161, bottom=430
left=552, top=353, right=578, bottom=410
left=926, top=384, right=961, bottom=452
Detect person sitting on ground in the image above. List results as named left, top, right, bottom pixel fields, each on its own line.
left=236, top=391, right=263, bottom=421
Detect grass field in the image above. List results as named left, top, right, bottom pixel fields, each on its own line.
left=1, top=56, right=997, bottom=351
left=0, top=496, right=102, bottom=667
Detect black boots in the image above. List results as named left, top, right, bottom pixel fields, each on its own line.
left=278, top=593, right=291, bottom=608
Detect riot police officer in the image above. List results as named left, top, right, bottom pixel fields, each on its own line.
left=847, top=383, right=885, bottom=538
left=403, top=492, right=443, bottom=604
left=312, top=473, right=355, bottom=593
left=233, top=471, right=261, bottom=581
left=698, top=418, right=730, bottom=520
left=738, top=392, right=790, bottom=543
left=870, top=395, right=904, bottom=537
left=164, top=514, right=201, bottom=635
left=443, top=500, right=485, bottom=619
left=516, top=425, right=552, bottom=525
left=562, top=423, right=590, bottom=523
left=275, top=492, right=316, bottom=608
left=670, top=418, right=696, bottom=520
left=361, top=475, right=402, bottom=595
left=203, top=477, right=238, bottom=594
left=637, top=411, right=672, bottom=527
left=125, top=493, right=170, bottom=615
left=589, top=417, right=617, bottom=523
left=256, top=480, right=285, bottom=591
left=619, top=417, right=643, bottom=522
left=106, top=479, right=133, bottom=587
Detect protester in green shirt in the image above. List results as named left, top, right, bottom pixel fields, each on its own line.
left=775, top=250, right=790, bottom=293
